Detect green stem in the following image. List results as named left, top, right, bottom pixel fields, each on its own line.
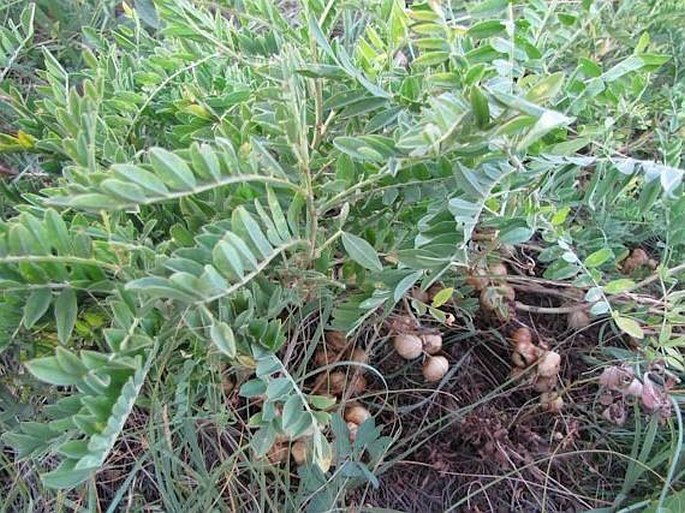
left=50, top=174, right=301, bottom=211
left=657, top=397, right=683, bottom=509
left=315, top=229, right=343, bottom=258
left=195, top=240, right=307, bottom=305
left=0, top=255, right=119, bottom=271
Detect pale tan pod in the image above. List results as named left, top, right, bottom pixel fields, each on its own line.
left=328, top=371, right=347, bottom=396
left=599, top=366, right=634, bottom=391
left=393, top=333, right=423, bottom=359
left=537, top=351, right=561, bottom=378
left=549, top=396, right=564, bottom=412
left=479, top=285, right=515, bottom=311
left=291, top=440, right=308, bottom=465
left=540, top=392, right=564, bottom=413
left=489, top=262, right=508, bottom=282
left=501, top=285, right=516, bottom=301
left=624, top=378, right=644, bottom=398
left=512, top=340, right=541, bottom=368
left=534, top=375, right=556, bottom=392
left=387, top=315, right=419, bottom=334
left=347, top=421, right=359, bottom=442
left=479, top=287, right=498, bottom=311
left=421, top=333, right=443, bottom=355
left=422, top=355, right=449, bottom=382
left=266, top=443, right=288, bottom=465
left=466, top=268, right=489, bottom=291
left=567, top=310, right=590, bottom=330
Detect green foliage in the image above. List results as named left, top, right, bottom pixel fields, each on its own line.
left=0, top=0, right=684, bottom=508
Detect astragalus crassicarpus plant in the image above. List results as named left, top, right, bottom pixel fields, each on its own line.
left=1, top=0, right=684, bottom=509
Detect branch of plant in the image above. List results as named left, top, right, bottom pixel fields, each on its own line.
left=508, top=280, right=583, bottom=301
left=0, top=6, right=34, bottom=83
left=515, top=302, right=585, bottom=315
left=315, top=229, right=343, bottom=258
left=513, top=288, right=668, bottom=315
left=308, top=34, right=324, bottom=150
left=196, top=239, right=307, bottom=305
left=631, top=262, right=685, bottom=291
left=318, top=169, right=392, bottom=214
left=507, top=259, right=685, bottom=316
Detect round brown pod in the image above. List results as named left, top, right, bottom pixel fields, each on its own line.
left=393, top=333, right=423, bottom=359
left=422, top=355, right=449, bottom=382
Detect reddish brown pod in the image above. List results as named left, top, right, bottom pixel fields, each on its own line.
left=466, top=267, right=488, bottom=291
left=489, top=262, right=508, bottom=282
left=314, top=349, right=334, bottom=367
left=511, top=327, right=533, bottom=346
left=327, top=371, right=347, bottom=396
left=325, top=331, right=347, bottom=352
left=344, top=404, right=371, bottom=425
left=623, top=248, right=650, bottom=274
left=349, top=348, right=369, bottom=366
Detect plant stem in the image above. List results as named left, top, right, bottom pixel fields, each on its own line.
left=315, top=229, right=343, bottom=258
left=631, top=262, right=685, bottom=291
left=195, top=240, right=306, bottom=305
left=515, top=302, right=585, bottom=314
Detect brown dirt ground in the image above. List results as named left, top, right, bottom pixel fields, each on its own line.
left=347, top=293, right=629, bottom=513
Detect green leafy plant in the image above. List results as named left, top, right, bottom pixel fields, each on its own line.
left=1, top=0, right=684, bottom=510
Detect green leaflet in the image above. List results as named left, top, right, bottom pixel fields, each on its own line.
left=40, top=347, right=155, bottom=489
left=100, top=179, right=147, bottom=203
left=125, top=277, right=198, bottom=302
left=148, top=147, right=197, bottom=190
left=341, top=232, right=382, bottom=272
left=470, top=87, right=490, bottom=129
left=602, top=53, right=669, bottom=82
left=233, top=206, right=274, bottom=259
left=516, top=109, right=572, bottom=151
left=54, top=288, right=77, bottom=345
left=25, top=356, right=81, bottom=386
left=210, top=320, right=237, bottom=358
left=614, top=315, right=645, bottom=339
left=50, top=141, right=300, bottom=210
left=111, top=164, right=170, bottom=196
left=41, top=461, right=97, bottom=489
left=213, top=240, right=245, bottom=279
left=23, top=289, right=52, bottom=328
left=583, top=248, right=614, bottom=268
left=189, top=142, right=222, bottom=181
